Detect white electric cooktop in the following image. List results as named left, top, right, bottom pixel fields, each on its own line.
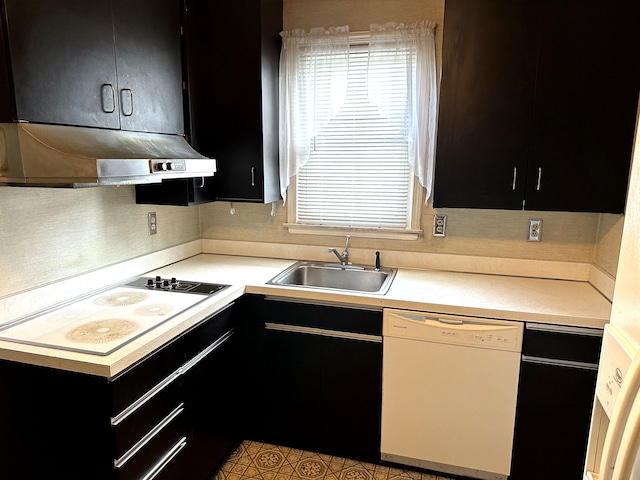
left=0, top=277, right=228, bottom=356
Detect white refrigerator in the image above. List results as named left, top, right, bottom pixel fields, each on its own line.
left=584, top=101, right=640, bottom=480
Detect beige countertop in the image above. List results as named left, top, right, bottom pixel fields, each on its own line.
left=0, top=253, right=612, bottom=377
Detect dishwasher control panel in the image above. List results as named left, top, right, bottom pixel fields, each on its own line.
left=383, top=309, right=523, bottom=352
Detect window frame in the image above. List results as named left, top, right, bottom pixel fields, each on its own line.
left=284, top=33, right=425, bottom=241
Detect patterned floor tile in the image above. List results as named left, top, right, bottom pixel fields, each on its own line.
left=212, top=441, right=454, bottom=480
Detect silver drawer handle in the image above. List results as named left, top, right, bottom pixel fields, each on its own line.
left=114, top=403, right=185, bottom=469
left=536, top=167, right=542, bottom=191
left=111, top=371, right=180, bottom=426
left=141, top=436, right=188, bottom=480
left=522, top=355, right=598, bottom=371
left=251, top=166, right=256, bottom=187
left=512, top=167, right=517, bottom=190
left=265, top=322, right=381, bottom=343
left=112, top=323, right=236, bottom=426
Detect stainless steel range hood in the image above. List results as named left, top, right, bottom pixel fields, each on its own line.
left=0, top=123, right=216, bottom=187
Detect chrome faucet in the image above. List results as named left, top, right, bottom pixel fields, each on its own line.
left=328, top=235, right=350, bottom=265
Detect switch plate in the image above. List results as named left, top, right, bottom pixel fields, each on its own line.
left=148, top=212, right=157, bottom=235
left=433, top=214, right=447, bottom=237
left=528, top=219, right=542, bottom=241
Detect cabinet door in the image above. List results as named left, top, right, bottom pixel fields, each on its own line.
left=524, top=0, right=639, bottom=213
left=263, top=326, right=323, bottom=451
left=3, top=0, right=120, bottom=129
left=183, top=0, right=281, bottom=203
left=322, top=335, right=382, bottom=462
left=181, top=329, right=240, bottom=480
left=433, top=0, right=541, bottom=209
left=510, top=361, right=597, bottom=480
left=112, top=0, right=184, bottom=134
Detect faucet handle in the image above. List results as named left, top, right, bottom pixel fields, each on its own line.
left=344, top=235, right=351, bottom=251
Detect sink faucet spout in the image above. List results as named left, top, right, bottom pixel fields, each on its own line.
left=328, top=235, right=350, bottom=265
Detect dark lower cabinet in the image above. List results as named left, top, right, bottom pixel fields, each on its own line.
left=510, top=324, right=603, bottom=480
left=263, top=327, right=323, bottom=451
left=243, top=295, right=383, bottom=463
left=321, top=335, right=382, bottom=461
left=0, top=303, right=240, bottom=480
left=181, top=325, right=240, bottom=479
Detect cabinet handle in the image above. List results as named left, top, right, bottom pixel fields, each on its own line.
left=120, top=88, right=134, bottom=116
left=141, top=436, right=188, bottom=480
left=266, top=323, right=322, bottom=336
left=112, top=323, right=235, bottom=426
left=512, top=167, right=517, bottom=190
left=265, top=322, right=381, bottom=343
left=101, top=84, right=116, bottom=113
left=536, top=167, right=543, bottom=191
left=178, top=328, right=235, bottom=376
left=522, top=355, right=598, bottom=371
left=251, top=166, right=256, bottom=187
left=114, top=403, right=185, bottom=469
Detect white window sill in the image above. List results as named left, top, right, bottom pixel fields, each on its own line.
left=284, top=223, right=422, bottom=241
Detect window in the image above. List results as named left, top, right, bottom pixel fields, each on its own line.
left=279, top=23, right=437, bottom=238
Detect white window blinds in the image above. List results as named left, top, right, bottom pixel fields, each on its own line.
left=279, top=23, right=437, bottom=231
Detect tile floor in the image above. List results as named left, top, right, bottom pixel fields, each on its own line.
left=212, top=440, right=454, bottom=480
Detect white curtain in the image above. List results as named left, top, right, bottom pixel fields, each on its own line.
left=368, top=21, right=438, bottom=203
left=278, top=26, right=350, bottom=203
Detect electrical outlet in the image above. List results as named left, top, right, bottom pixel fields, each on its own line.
left=528, top=219, right=542, bottom=242
left=148, top=212, right=157, bottom=235
left=433, top=214, right=447, bottom=237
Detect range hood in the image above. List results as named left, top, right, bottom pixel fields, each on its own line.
left=0, top=123, right=216, bottom=187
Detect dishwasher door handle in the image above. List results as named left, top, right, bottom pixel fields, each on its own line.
left=437, top=318, right=464, bottom=326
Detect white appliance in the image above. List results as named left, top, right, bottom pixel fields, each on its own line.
left=381, top=308, right=523, bottom=480
left=0, top=276, right=228, bottom=355
left=583, top=101, right=640, bottom=479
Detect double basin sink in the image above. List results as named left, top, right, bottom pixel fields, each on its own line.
left=268, top=261, right=397, bottom=295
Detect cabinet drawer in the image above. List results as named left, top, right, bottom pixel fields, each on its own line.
left=115, top=403, right=188, bottom=480
left=262, top=298, right=382, bottom=336
left=522, top=323, right=602, bottom=365
left=111, top=303, right=235, bottom=413
left=112, top=380, right=183, bottom=458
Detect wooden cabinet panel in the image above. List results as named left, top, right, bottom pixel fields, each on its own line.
left=112, top=0, right=184, bottom=134
left=524, top=0, right=639, bottom=213
left=183, top=0, right=281, bottom=204
left=434, top=0, right=541, bottom=210
left=1, top=0, right=185, bottom=134
left=2, top=0, right=119, bottom=129
left=246, top=296, right=383, bottom=461
left=510, top=325, right=602, bottom=479
left=434, top=0, right=638, bottom=213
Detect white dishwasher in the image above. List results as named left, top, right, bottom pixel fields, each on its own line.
left=381, top=309, right=523, bottom=480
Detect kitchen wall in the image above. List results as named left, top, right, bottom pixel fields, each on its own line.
left=0, top=0, right=625, bottom=303
left=0, top=186, right=199, bottom=299
left=199, top=0, right=624, bottom=278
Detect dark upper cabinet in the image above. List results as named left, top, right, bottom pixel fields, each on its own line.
left=433, top=0, right=639, bottom=213
left=111, top=0, right=184, bottom=134
left=0, top=0, right=184, bottom=135
left=182, top=0, right=281, bottom=203
left=524, top=0, right=639, bottom=212
left=434, top=0, right=541, bottom=210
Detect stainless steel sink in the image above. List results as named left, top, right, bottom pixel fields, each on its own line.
left=267, top=261, right=397, bottom=294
